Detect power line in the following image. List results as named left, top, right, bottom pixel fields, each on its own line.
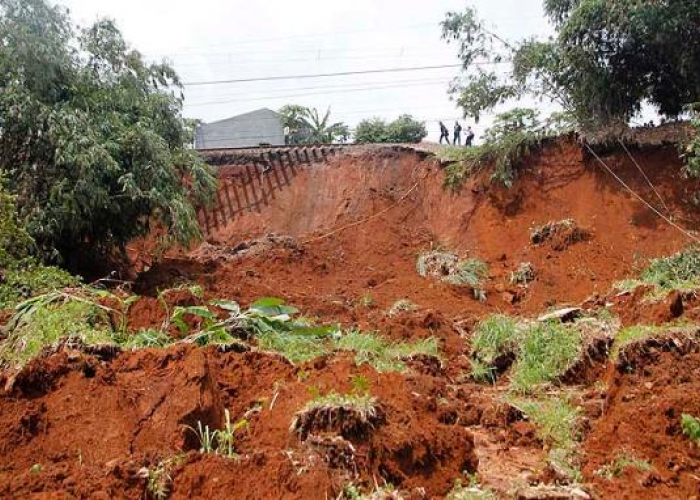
left=186, top=79, right=453, bottom=107
left=182, top=64, right=465, bottom=86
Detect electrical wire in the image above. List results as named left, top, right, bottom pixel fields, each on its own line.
left=182, top=64, right=465, bottom=86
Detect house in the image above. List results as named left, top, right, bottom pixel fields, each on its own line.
left=195, top=108, right=285, bottom=149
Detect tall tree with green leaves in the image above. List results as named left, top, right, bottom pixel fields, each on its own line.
left=0, top=0, right=215, bottom=263
left=442, top=1, right=700, bottom=131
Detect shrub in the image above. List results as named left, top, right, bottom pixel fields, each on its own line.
left=641, top=247, right=700, bottom=291
left=354, top=115, right=427, bottom=144
left=510, top=396, right=581, bottom=450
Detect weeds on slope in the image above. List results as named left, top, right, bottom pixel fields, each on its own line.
left=417, top=250, right=488, bottom=301
left=440, top=108, right=560, bottom=190
left=617, top=246, right=700, bottom=297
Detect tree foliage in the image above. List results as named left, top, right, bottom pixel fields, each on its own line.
left=354, top=115, right=427, bottom=144
left=442, top=1, right=700, bottom=130
left=278, top=105, right=349, bottom=144
left=0, top=0, right=215, bottom=261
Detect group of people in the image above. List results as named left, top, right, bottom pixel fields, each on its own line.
left=439, top=121, right=474, bottom=146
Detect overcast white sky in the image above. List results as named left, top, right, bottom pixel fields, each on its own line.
left=60, top=0, right=556, bottom=142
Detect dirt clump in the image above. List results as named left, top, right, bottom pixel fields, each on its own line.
left=530, top=219, right=592, bottom=252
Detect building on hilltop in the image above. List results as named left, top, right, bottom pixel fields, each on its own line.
left=195, top=108, right=284, bottom=150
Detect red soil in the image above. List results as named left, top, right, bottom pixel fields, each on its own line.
left=3, top=138, right=700, bottom=498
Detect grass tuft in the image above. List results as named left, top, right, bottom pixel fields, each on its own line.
left=335, top=330, right=439, bottom=373
left=510, top=321, right=581, bottom=394
left=470, top=314, right=520, bottom=384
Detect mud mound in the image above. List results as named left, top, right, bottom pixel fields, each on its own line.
left=530, top=219, right=592, bottom=252
left=0, top=345, right=477, bottom=498
left=582, top=332, right=700, bottom=499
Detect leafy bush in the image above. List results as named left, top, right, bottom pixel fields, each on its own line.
left=354, top=114, right=427, bottom=144
left=510, top=321, right=581, bottom=394
left=0, top=0, right=215, bottom=260
left=446, top=479, right=497, bottom=500
left=683, top=106, right=700, bottom=178
left=510, top=262, right=536, bottom=285
left=0, top=261, right=77, bottom=309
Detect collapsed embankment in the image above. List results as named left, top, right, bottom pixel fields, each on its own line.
left=3, top=136, right=700, bottom=499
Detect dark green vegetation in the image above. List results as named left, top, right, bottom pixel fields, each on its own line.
left=0, top=177, right=76, bottom=308
left=354, top=115, right=428, bottom=144
left=442, top=1, right=700, bottom=131
left=0, top=0, right=215, bottom=262
left=278, top=105, right=350, bottom=144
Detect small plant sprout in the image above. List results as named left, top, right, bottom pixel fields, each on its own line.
left=681, top=414, right=700, bottom=443
left=510, top=262, right=536, bottom=286
left=359, top=293, right=375, bottom=308
left=144, top=456, right=185, bottom=500
left=387, top=299, right=418, bottom=317
left=446, top=477, right=497, bottom=500
left=187, top=410, right=248, bottom=459
left=594, top=452, right=652, bottom=480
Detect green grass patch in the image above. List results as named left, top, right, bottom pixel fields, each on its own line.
left=335, top=330, right=439, bottom=373
left=510, top=394, right=583, bottom=483
left=470, top=314, right=520, bottom=383
left=616, top=246, right=700, bottom=298
left=510, top=396, right=581, bottom=450
left=0, top=293, right=114, bottom=369
left=510, top=321, right=582, bottom=394
left=257, top=330, right=332, bottom=364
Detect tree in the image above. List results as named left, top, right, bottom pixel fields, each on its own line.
left=442, top=1, right=700, bottom=131
left=299, top=107, right=350, bottom=144
left=0, top=0, right=215, bottom=263
left=278, top=105, right=349, bottom=144
left=354, top=115, right=427, bottom=144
